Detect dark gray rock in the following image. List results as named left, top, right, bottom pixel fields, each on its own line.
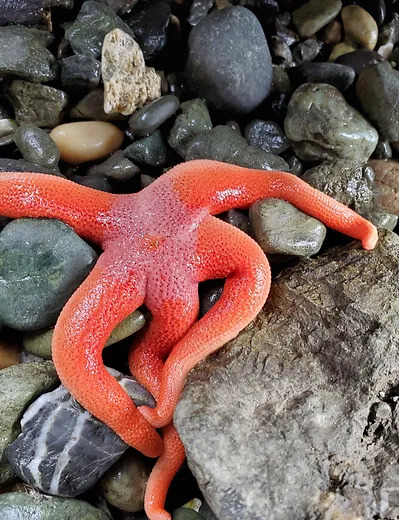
left=292, top=39, right=320, bottom=64
left=301, top=161, right=374, bottom=214
left=249, top=199, right=326, bottom=257
left=0, top=361, right=58, bottom=485
left=60, top=54, right=101, bottom=90
left=286, top=154, right=302, bottom=176
left=129, top=95, right=180, bottom=138
left=88, top=150, right=139, bottom=182
left=9, top=81, right=68, bottom=128
left=95, top=0, right=138, bottom=15
left=373, top=138, right=392, bottom=159
left=244, top=120, right=290, bottom=155
left=0, top=0, right=43, bottom=25
left=291, top=62, right=355, bottom=91
left=0, top=218, right=97, bottom=330
left=186, top=7, right=272, bottom=114
left=14, top=124, right=60, bottom=170
left=0, top=492, right=110, bottom=519
left=368, top=158, right=399, bottom=215
left=65, top=0, right=134, bottom=58
left=0, top=26, right=57, bottom=83
left=0, top=117, right=18, bottom=147
left=378, top=11, right=399, bottom=45
left=168, top=98, right=212, bottom=158
left=44, top=0, right=74, bottom=6
left=188, top=0, right=213, bottom=26
left=27, top=27, right=55, bottom=49
left=357, top=61, right=399, bottom=142
left=284, top=83, right=378, bottom=162
left=0, top=158, right=59, bottom=175
left=199, top=501, right=219, bottom=520
left=173, top=508, right=202, bottom=520
left=364, top=208, right=398, bottom=230
left=6, top=368, right=154, bottom=497
left=221, top=210, right=251, bottom=236
left=70, top=88, right=127, bottom=121
left=335, top=49, right=384, bottom=75
left=124, top=130, right=167, bottom=167
left=185, top=125, right=288, bottom=171
left=126, top=0, right=171, bottom=59
left=175, top=230, right=399, bottom=520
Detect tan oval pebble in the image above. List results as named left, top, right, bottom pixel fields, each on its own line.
left=50, top=121, right=124, bottom=165
left=342, top=5, right=378, bottom=51
left=329, top=40, right=357, bottom=62
left=0, top=339, right=20, bottom=369
left=321, top=20, right=342, bottom=44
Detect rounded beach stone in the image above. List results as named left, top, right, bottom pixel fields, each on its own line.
left=0, top=492, right=109, bottom=520
left=341, top=5, right=378, bottom=50
left=244, top=120, right=290, bottom=155
left=335, top=49, right=384, bottom=74
left=87, top=150, right=140, bottom=182
left=292, top=0, right=343, bottom=38
left=186, top=6, right=272, bottom=114
left=60, top=54, right=101, bottom=90
left=14, top=124, right=60, bottom=169
left=0, top=218, right=97, bottom=331
left=0, top=339, right=20, bottom=369
left=284, top=83, right=378, bottom=162
left=50, top=121, right=124, bottom=164
left=129, top=95, right=180, bottom=138
left=249, top=199, right=326, bottom=257
left=100, top=450, right=150, bottom=512
left=124, top=130, right=167, bottom=166
left=290, top=62, right=355, bottom=92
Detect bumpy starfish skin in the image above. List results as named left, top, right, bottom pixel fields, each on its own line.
left=0, top=160, right=378, bottom=520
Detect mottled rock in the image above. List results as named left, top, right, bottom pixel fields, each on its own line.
left=357, top=61, right=399, bottom=142
left=0, top=0, right=43, bottom=25
left=50, top=121, right=124, bottom=165
left=0, top=339, right=20, bottom=369
left=0, top=117, right=18, bottom=147
left=284, top=83, right=378, bottom=162
left=124, top=130, right=167, bottom=167
left=342, top=5, right=378, bottom=50
left=292, top=0, right=342, bottom=38
left=129, top=95, right=180, bottom=138
left=185, top=125, right=288, bottom=171
left=0, top=219, right=97, bottom=330
left=378, top=11, right=399, bottom=46
left=100, top=450, right=150, bottom=512
left=244, top=120, right=290, bottom=155
left=249, top=199, right=326, bottom=257
left=88, top=150, right=139, bottom=182
left=0, top=492, right=110, bottom=519
left=96, top=0, right=138, bottom=15
left=168, top=98, right=212, bottom=158
left=60, top=54, right=101, bottom=90
left=0, top=26, right=57, bottom=83
left=9, top=81, right=68, bottom=128
left=175, top=230, right=399, bottom=520
left=6, top=368, right=153, bottom=496
left=126, top=0, right=171, bottom=59
left=188, top=0, right=213, bottom=26
left=65, top=0, right=134, bottom=58
left=23, top=310, right=145, bottom=360
left=186, top=7, right=272, bottom=114
left=14, top=124, right=60, bottom=170
left=301, top=161, right=374, bottom=214
left=292, top=39, right=320, bottom=64
left=102, top=28, right=161, bottom=116
left=290, top=62, right=355, bottom=91
left=0, top=158, right=59, bottom=175
left=0, top=362, right=58, bottom=485
left=70, top=88, right=127, bottom=121
left=368, top=159, right=399, bottom=215
left=335, top=49, right=384, bottom=74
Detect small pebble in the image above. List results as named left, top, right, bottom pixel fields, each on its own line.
left=129, top=95, right=180, bottom=138
left=341, top=5, right=378, bottom=51
left=70, top=88, right=127, bottom=121
left=50, top=121, right=124, bottom=164
left=199, top=282, right=223, bottom=317
left=87, top=150, right=140, bottom=182
left=244, top=119, right=290, bottom=155
left=373, top=139, right=392, bottom=159
left=249, top=199, right=326, bottom=257
left=365, top=208, right=398, bottom=230
left=222, top=209, right=251, bottom=235
left=0, top=0, right=43, bottom=25
left=335, top=49, right=384, bottom=74
left=60, top=54, right=101, bottom=90
left=290, top=62, right=355, bottom=92
left=292, top=39, right=320, bottom=64
left=378, top=12, right=399, bottom=46
left=141, top=173, right=156, bottom=188
left=124, top=130, right=167, bottom=167
left=321, top=20, right=342, bottom=44
left=0, top=118, right=18, bottom=147
left=329, top=41, right=357, bottom=62
left=292, top=0, right=342, bottom=38
left=14, top=124, right=60, bottom=169
left=0, top=339, right=20, bottom=369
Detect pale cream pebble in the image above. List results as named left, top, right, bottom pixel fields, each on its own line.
left=102, top=28, right=161, bottom=116
left=378, top=42, right=393, bottom=60
left=50, top=121, right=124, bottom=165
left=341, top=5, right=378, bottom=51
left=0, top=339, right=20, bottom=369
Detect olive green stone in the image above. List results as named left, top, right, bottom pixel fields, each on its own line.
left=129, top=95, right=180, bottom=138
left=173, top=508, right=202, bottom=520
left=124, top=130, right=167, bottom=167
left=293, top=0, right=343, bottom=38
left=14, top=124, right=60, bottom=169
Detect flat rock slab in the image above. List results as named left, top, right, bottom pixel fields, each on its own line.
left=175, top=230, right=399, bottom=520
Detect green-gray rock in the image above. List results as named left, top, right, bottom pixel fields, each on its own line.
left=70, top=88, right=127, bottom=121
left=9, top=81, right=68, bottom=128
left=24, top=310, right=146, bottom=359
left=357, top=61, right=399, bottom=142
left=0, top=492, right=110, bottom=520
left=129, top=95, right=180, bottom=138
left=168, top=98, right=213, bottom=158
left=0, top=118, right=18, bottom=147
left=185, top=125, right=288, bottom=171
left=284, top=83, right=378, bottom=162
left=364, top=209, right=398, bottom=231
left=301, top=161, right=374, bottom=214
left=249, top=199, right=326, bottom=257
left=173, top=508, right=202, bottom=520
left=0, top=218, right=97, bottom=331
left=100, top=450, right=150, bottom=512
left=0, top=159, right=61, bottom=175
left=124, top=130, right=167, bottom=167
left=0, top=362, right=58, bottom=485
left=14, top=124, right=60, bottom=169
left=65, top=0, right=134, bottom=58
left=87, top=150, right=140, bottom=182
left=0, top=26, right=57, bottom=83
left=292, top=0, right=343, bottom=38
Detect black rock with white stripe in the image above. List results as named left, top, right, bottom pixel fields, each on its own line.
left=6, top=368, right=155, bottom=497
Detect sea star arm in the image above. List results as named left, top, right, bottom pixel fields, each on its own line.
left=0, top=172, right=118, bottom=243
left=52, top=252, right=163, bottom=458
left=140, top=216, right=271, bottom=428
left=170, top=160, right=378, bottom=250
